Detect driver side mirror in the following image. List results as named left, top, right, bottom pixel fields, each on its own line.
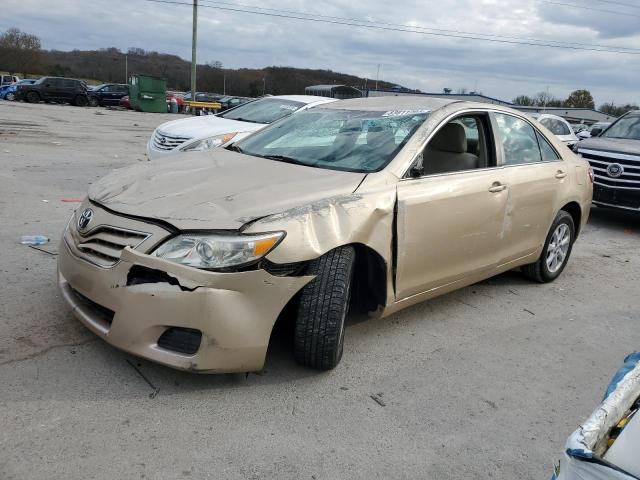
left=409, top=165, right=424, bottom=178
left=590, top=128, right=603, bottom=137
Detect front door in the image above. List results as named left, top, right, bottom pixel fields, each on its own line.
left=395, top=112, right=509, bottom=300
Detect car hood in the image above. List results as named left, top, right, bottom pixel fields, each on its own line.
left=88, top=149, right=367, bottom=230
left=577, top=137, right=640, bottom=156
left=156, top=115, right=265, bottom=140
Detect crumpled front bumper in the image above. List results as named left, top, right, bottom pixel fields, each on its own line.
left=58, top=239, right=312, bottom=373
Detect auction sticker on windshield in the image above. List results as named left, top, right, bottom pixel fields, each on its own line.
left=382, top=109, right=430, bottom=117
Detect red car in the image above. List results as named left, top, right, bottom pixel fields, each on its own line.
left=119, top=95, right=131, bottom=109
left=166, top=91, right=185, bottom=113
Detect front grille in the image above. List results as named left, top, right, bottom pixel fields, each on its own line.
left=157, top=327, right=202, bottom=355
left=580, top=149, right=640, bottom=190
left=151, top=130, right=191, bottom=151
left=76, top=226, right=150, bottom=268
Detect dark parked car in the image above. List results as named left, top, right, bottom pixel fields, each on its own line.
left=87, top=83, right=129, bottom=107
left=182, top=91, right=222, bottom=102
left=217, top=95, right=252, bottom=111
left=576, top=110, right=640, bottom=212
left=17, top=77, right=89, bottom=106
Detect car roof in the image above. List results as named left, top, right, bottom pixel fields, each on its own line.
left=322, top=95, right=459, bottom=112
left=529, top=112, right=568, bottom=122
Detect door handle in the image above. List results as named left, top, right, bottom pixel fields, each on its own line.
left=488, top=182, right=507, bottom=193
left=555, top=170, right=568, bottom=179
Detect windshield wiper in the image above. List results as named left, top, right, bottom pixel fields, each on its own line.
left=261, top=154, right=307, bottom=166
left=230, top=117, right=262, bottom=124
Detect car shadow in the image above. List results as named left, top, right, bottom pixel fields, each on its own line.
left=587, top=206, right=640, bottom=231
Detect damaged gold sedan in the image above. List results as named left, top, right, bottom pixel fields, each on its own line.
left=58, top=97, right=593, bottom=373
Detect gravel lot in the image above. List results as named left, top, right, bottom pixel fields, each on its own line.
left=1, top=101, right=638, bottom=480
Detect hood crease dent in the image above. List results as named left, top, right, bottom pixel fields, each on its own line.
left=89, top=149, right=367, bottom=230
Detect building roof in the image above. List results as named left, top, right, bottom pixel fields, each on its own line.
left=323, top=95, right=459, bottom=111
left=365, top=88, right=512, bottom=106
left=512, top=106, right=617, bottom=123
left=306, top=84, right=362, bottom=92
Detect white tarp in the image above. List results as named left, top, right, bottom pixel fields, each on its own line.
left=554, top=353, right=640, bottom=480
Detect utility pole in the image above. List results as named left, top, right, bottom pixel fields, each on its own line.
left=125, top=54, right=128, bottom=83
left=223, top=73, right=226, bottom=95
left=190, top=0, right=198, bottom=114
left=375, top=64, right=381, bottom=90
left=262, top=77, right=266, bottom=96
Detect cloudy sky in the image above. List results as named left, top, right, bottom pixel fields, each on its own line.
left=2, top=0, right=639, bottom=105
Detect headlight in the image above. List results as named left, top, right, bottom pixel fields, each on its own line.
left=152, top=232, right=284, bottom=269
left=180, top=132, right=238, bottom=152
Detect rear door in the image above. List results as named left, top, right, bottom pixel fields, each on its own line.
left=61, top=79, right=78, bottom=101
left=43, top=78, right=63, bottom=100
left=395, top=112, right=509, bottom=299
left=491, top=112, right=566, bottom=266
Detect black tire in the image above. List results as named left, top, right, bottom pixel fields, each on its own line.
left=88, top=96, right=99, bottom=107
left=522, top=210, right=575, bottom=283
left=74, top=95, right=88, bottom=107
left=294, top=246, right=355, bottom=370
left=5, top=92, right=16, bottom=101
left=26, top=91, right=40, bottom=103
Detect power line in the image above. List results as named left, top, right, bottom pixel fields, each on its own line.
left=142, top=0, right=640, bottom=55
left=578, top=0, right=640, bottom=9
left=199, top=0, right=640, bottom=52
left=535, top=0, right=640, bottom=18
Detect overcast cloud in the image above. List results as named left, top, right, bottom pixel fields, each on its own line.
left=2, top=0, right=639, bottom=105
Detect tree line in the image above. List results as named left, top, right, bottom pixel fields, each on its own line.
left=0, top=28, right=395, bottom=96
left=512, top=89, right=638, bottom=117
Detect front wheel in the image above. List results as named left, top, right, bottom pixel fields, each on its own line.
left=294, top=246, right=355, bottom=370
left=522, top=210, right=575, bottom=283
left=88, top=96, right=99, bottom=107
left=74, top=95, right=88, bottom=107
left=5, top=92, right=16, bottom=101
left=26, top=91, right=40, bottom=103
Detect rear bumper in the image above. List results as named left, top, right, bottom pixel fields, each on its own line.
left=58, top=238, right=311, bottom=373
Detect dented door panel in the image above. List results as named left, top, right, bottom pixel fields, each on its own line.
left=395, top=169, right=509, bottom=300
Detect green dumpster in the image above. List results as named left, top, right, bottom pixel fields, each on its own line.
left=128, top=75, right=166, bottom=113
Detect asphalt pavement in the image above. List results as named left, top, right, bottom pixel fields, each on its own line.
left=1, top=101, right=639, bottom=480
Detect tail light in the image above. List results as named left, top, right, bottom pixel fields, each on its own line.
left=588, top=167, right=594, bottom=183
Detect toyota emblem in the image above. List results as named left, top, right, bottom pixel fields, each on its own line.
left=77, top=208, right=94, bottom=231
left=159, top=136, right=167, bottom=145
left=606, top=163, right=624, bottom=178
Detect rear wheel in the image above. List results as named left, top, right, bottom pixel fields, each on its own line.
left=88, top=96, right=99, bottom=107
left=26, top=91, right=40, bottom=103
left=522, top=210, right=575, bottom=283
left=5, top=92, right=16, bottom=101
left=74, top=95, right=88, bottom=107
left=294, top=246, right=355, bottom=370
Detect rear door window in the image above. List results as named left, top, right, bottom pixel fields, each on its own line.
left=494, top=113, right=542, bottom=165
left=536, top=132, right=560, bottom=161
